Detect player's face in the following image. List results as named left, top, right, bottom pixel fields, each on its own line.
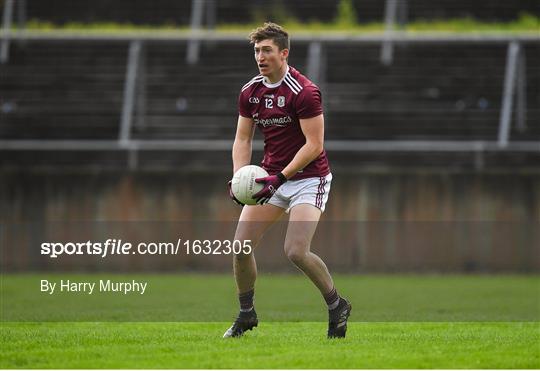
left=254, top=39, right=288, bottom=79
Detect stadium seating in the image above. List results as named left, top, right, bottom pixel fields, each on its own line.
left=0, top=41, right=125, bottom=139
left=2, top=40, right=538, bottom=140
left=325, top=43, right=540, bottom=141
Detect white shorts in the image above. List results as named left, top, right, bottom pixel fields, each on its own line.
left=268, top=173, right=332, bottom=213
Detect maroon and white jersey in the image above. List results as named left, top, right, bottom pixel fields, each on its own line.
left=238, top=66, right=331, bottom=180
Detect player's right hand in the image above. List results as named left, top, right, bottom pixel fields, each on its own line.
left=228, top=180, right=245, bottom=206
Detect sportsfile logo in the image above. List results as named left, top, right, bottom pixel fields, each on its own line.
left=254, top=115, right=292, bottom=128
left=40, top=238, right=252, bottom=258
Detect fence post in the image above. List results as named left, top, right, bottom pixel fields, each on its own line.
left=120, top=40, right=142, bottom=146
left=187, top=0, right=205, bottom=65
left=307, top=41, right=323, bottom=85
left=498, top=41, right=520, bottom=147
left=1, top=0, right=14, bottom=64
left=381, top=0, right=408, bottom=66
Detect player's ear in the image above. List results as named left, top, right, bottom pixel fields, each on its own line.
left=281, top=48, right=289, bottom=61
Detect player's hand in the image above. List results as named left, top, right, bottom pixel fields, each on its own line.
left=252, top=173, right=287, bottom=205
left=228, top=180, right=245, bottom=206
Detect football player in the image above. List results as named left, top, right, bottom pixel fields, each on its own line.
left=224, top=22, right=351, bottom=339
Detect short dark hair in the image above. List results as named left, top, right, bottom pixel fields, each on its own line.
left=249, top=22, right=290, bottom=51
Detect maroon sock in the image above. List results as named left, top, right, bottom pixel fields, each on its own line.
left=324, top=287, right=340, bottom=310
left=239, top=288, right=254, bottom=312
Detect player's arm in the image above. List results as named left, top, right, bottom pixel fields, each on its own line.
left=232, top=115, right=255, bottom=173
left=252, top=114, right=323, bottom=204
left=281, top=114, right=325, bottom=179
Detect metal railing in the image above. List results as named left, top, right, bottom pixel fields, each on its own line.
left=0, top=26, right=538, bottom=170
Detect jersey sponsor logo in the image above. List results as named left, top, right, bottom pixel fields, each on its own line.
left=277, top=96, right=285, bottom=107
left=254, top=115, right=292, bottom=128
left=249, top=97, right=260, bottom=103
left=264, top=94, right=274, bottom=98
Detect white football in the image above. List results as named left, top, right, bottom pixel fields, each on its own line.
left=231, top=165, right=269, bottom=205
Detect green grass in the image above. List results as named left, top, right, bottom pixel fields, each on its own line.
left=1, top=274, right=539, bottom=368
left=220, top=13, right=540, bottom=34
left=9, top=12, right=540, bottom=35
left=2, top=274, right=538, bottom=321
left=1, top=322, right=538, bottom=368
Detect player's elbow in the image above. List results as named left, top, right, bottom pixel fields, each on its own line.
left=306, top=140, right=324, bottom=156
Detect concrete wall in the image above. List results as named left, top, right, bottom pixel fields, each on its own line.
left=2, top=169, right=538, bottom=272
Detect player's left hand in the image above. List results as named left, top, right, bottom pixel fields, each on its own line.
left=253, top=173, right=287, bottom=205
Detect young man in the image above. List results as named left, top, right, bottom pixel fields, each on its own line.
left=224, top=22, right=351, bottom=339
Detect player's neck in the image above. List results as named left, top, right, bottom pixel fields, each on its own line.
left=265, top=63, right=288, bottom=84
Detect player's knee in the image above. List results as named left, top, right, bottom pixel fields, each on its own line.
left=284, top=243, right=308, bottom=266
left=286, top=250, right=308, bottom=266
left=232, top=236, right=256, bottom=262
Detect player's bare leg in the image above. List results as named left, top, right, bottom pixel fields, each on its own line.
left=285, top=203, right=352, bottom=338
left=284, top=204, right=333, bottom=292
left=224, top=203, right=284, bottom=338
left=234, top=203, right=285, bottom=293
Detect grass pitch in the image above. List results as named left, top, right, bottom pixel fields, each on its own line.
left=1, top=274, right=539, bottom=368
left=1, top=322, right=538, bottom=368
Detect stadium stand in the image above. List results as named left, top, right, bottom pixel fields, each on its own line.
left=325, top=43, right=540, bottom=141
left=1, top=41, right=125, bottom=139
left=0, top=37, right=538, bottom=170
